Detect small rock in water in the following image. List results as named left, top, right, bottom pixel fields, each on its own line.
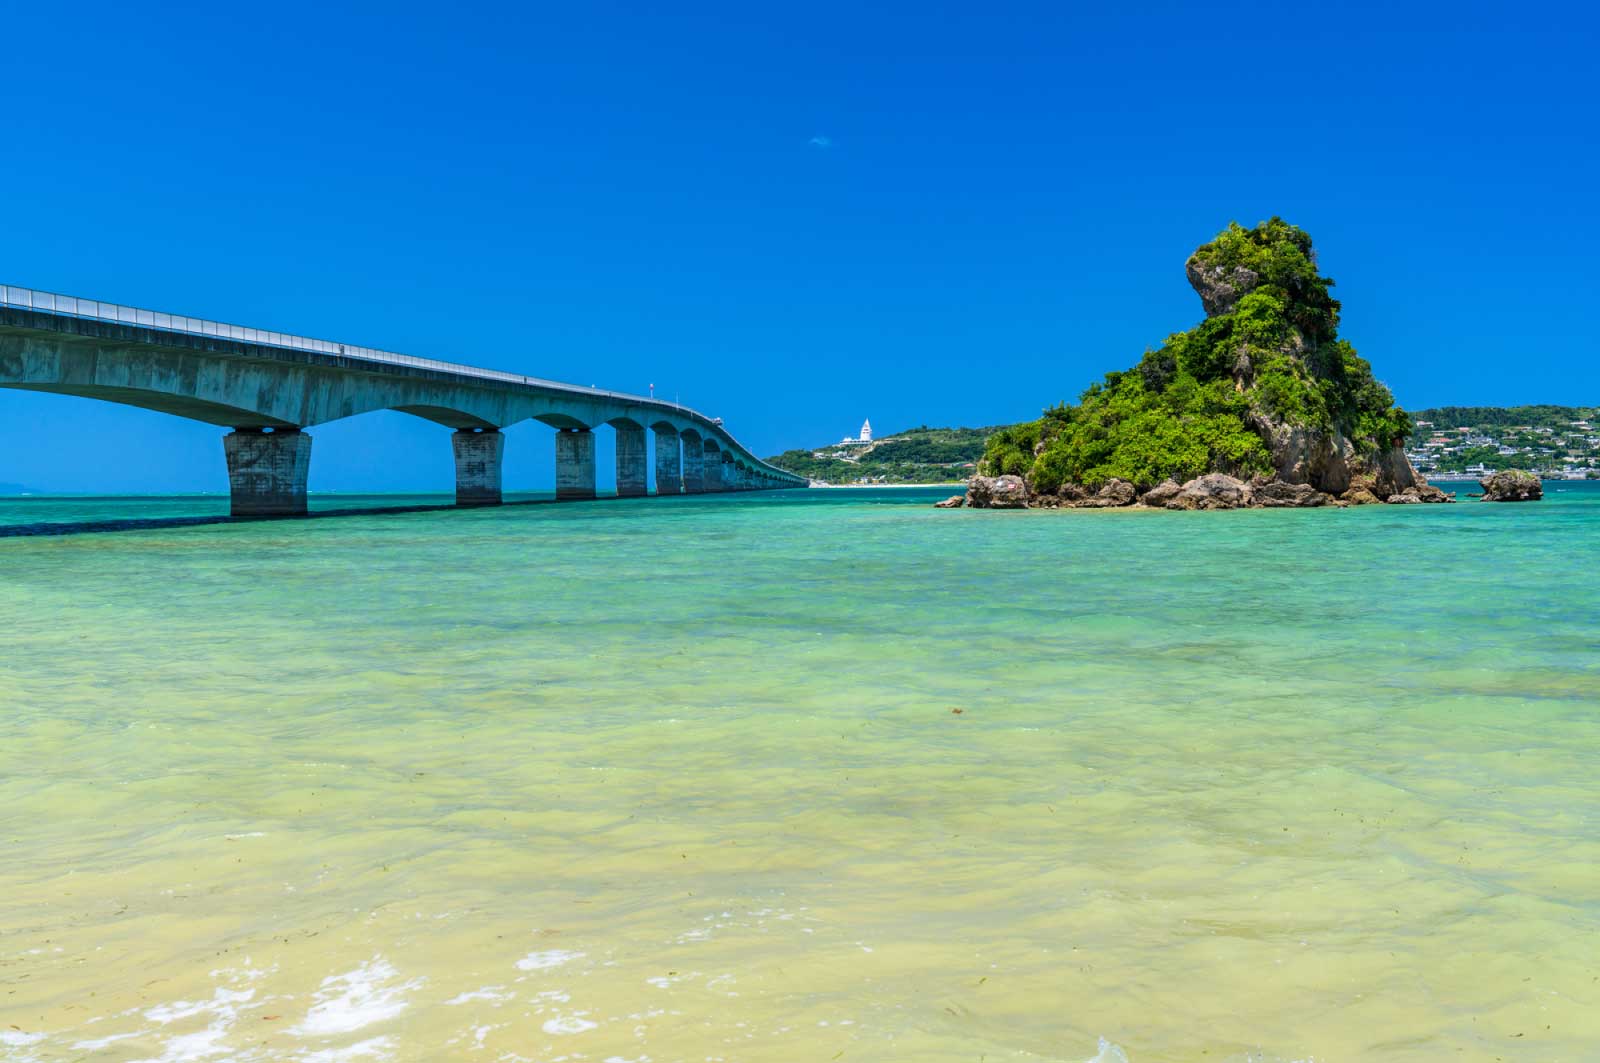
left=933, top=494, right=965, bottom=508
left=1479, top=469, right=1542, bottom=502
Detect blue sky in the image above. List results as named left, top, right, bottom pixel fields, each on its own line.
left=2, top=0, right=1594, bottom=492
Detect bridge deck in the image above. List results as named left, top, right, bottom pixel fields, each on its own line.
left=0, top=283, right=802, bottom=486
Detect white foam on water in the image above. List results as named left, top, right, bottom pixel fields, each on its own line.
left=530, top=989, right=572, bottom=1006
left=292, top=957, right=424, bottom=1037
left=131, top=1023, right=233, bottom=1063
left=1, top=1030, right=45, bottom=1048
left=541, top=1013, right=599, bottom=1035
left=444, top=985, right=514, bottom=1005
left=1085, top=1038, right=1130, bottom=1063
left=299, top=1035, right=396, bottom=1061
left=106, top=982, right=263, bottom=1063
left=143, top=986, right=256, bottom=1025
left=73, top=1031, right=143, bottom=1051
left=515, top=948, right=584, bottom=971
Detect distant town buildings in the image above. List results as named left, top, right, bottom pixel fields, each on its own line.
left=1405, top=412, right=1600, bottom=480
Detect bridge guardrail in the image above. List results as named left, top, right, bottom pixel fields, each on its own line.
left=0, top=283, right=801, bottom=481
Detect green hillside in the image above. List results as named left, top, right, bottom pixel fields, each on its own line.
left=767, top=425, right=995, bottom=484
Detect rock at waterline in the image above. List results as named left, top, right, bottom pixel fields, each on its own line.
left=1138, top=479, right=1184, bottom=507
left=933, top=494, right=965, bottom=509
left=1385, top=484, right=1455, bottom=504
left=1250, top=477, right=1332, bottom=508
left=1076, top=478, right=1139, bottom=508
left=1162, top=473, right=1252, bottom=510
left=1479, top=469, right=1542, bottom=502
left=965, top=475, right=1029, bottom=509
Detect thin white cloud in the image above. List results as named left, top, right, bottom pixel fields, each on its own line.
left=808, top=135, right=833, bottom=149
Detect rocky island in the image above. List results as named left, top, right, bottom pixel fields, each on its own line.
left=1478, top=469, right=1543, bottom=502
left=955, top=219, right=1460, bottom=510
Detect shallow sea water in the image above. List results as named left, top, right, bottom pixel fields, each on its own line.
left=2, top=485, right=1598, bottom=1062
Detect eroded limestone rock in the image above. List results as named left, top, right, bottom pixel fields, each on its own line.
left=1479, top=469, right=1542, bottom=502
left=1164, top=473, right=1252, bottom=510
left=1073, top=478, right=1138, bottom=508
left=1250, top=478, right=1332, bottom=507
left=1138, top=479, right=1184, bottom=507
left=965, top=474, right=1030, bottom=509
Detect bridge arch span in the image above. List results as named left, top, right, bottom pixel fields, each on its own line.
left=1, top=290, right=806, bottom=514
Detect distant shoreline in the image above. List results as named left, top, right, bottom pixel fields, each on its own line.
left=808, top=482, right=960, bottom=489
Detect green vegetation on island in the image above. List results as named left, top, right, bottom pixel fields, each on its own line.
left=767, top=426, right=995, bottom=484
left=980, top=218, right=1418, bottom=497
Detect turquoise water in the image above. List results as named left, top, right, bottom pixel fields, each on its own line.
left=3, top=486, right=1598, bottom=1061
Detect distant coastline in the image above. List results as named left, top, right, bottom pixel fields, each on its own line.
left=767, top=425, right=992, bottom=485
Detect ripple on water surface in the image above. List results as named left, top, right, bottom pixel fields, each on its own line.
left=2, top=486, right=1599, bottom=1061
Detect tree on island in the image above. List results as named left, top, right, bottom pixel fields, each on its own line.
left=981, top=218, right=1424, bottom=501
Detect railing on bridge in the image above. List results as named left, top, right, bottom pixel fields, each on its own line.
left=0, top=283, right=575, bottom=389
left=0, top=283, right=794, bottom=477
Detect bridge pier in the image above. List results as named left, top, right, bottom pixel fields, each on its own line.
left=555, top=428, right=596, bottom=500
left=654, top=428, right=681, bottom=494
left=703, top=448, right=724, bottom=492
left=452, top=428, right=503, bottom=506
left=224, top=427, right=311, bottom=517
left=615, top=423, right=648, bottom=497
left=682, top=436, right=704, bottom=493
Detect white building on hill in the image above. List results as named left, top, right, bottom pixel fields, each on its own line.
left=839, top=419, right=873, bottom=446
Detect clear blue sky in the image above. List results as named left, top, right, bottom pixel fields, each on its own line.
left=2, top=0, right=1594, bottom=492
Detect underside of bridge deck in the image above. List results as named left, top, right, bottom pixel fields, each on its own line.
left=0, top=303, right=808, bottom=512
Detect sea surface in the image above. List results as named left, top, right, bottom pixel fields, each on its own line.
left=3, top=485, right=1598, bottom=1062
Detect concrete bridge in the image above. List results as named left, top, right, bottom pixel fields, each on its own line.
left=0, top=285, right=806, bottom=515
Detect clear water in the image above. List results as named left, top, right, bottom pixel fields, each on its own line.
left=3, top=486, right=1598, bottom=1062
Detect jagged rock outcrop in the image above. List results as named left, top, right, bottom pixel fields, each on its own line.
left=1247, top=415, right=1355, bottom=495
left=1249, top=477, right=1332, bottom=507
left=1071, top=478, right=1138, bottom=508
left=965, top=475, right=1030, bottom=509
left=943, top=468, right=1450, bottom=512
left=1056, top=482, right=1091, bottom=504
left=1138, top=480, right=1182, bottom=506
left=1162, top=473, right=1253, bottom=510
left=1185, top=258, right=1260, bottom=317
left=976, top=219, right=1446, bottom=509
left=1386, top=484, right=1455, bottom=504
left=1415, top=484, right=1455, bottom=503
left=1479, top=470, right=1542, bottom=502
left=1341, top=480, right=1383, bottom=506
